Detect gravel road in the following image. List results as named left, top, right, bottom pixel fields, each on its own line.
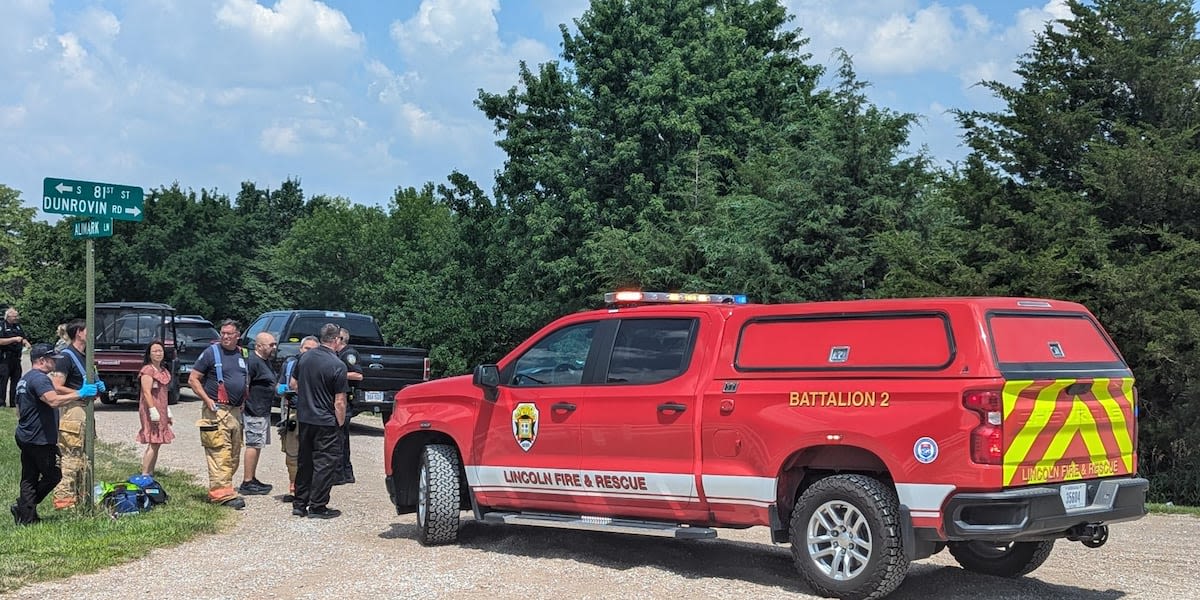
left=5, top=391, right=1198, bottom=600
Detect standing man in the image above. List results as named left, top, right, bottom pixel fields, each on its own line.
left=277, top=335, right=318, bottom=502
left=292, top=323, right=347, bottom=519
left=188, top=319, right=249, bottom=509
left=11, top=344, right=97, bottom=525
left=52, top=318, right=104, bottom=510
left=333, top=327, right=362, bottom=485
left=0, top=307, right=32, bottom=408
left=239, top=331, right=278, bottom=496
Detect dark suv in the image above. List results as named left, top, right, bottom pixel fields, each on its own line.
left=173, top=315, right=219, bottom=387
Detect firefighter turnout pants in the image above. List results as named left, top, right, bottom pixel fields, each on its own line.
left=281, top=425, right=299, bottom=489
left=198, top=404, right=243, bottom=503
left=52, top=401, right=88, bottom=510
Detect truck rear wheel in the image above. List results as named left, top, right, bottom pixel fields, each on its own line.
left=790, top=474, right=908, bottom=600
left=416, top=444, right=461, bottom=546
left=947, top=540, right=1054, bottom=577
left=99, top=392, right=117, bottom=405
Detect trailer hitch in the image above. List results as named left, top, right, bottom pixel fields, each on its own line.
left=1067, top=523, right=1109, bottom=548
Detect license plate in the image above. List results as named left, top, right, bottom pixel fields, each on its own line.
left=1060, top=483, right=1087, bottom=510
left=364, top=391, right=385, bottom=402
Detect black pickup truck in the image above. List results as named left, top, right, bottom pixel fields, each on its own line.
left=240, top=310, right=429, bottom=422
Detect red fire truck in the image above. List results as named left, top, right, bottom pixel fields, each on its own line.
left=384, top=292, right=1148, bottom=600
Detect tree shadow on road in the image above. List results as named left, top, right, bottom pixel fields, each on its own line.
left=378, top=518, right=1126, bottom=600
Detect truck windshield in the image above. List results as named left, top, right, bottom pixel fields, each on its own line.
left=96, top=312, right=169, bottom=346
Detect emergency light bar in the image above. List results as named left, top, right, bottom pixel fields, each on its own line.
left=604, top=291, right=749, bottom=305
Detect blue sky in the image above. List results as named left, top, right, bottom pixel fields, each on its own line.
left=0, top=0, right=1070, bottom=217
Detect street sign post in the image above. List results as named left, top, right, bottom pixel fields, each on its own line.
left=43, top=177, right=144, bottom=222
left=71, top=218, right=114, bottom=239
left=43, top=176, right=145, bottom=514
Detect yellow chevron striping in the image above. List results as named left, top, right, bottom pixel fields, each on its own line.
left=1093, top=378, right=1135, bottom=473
left=1003, top=379, right=1070, bottom=486
left=1030, top=395, right=1109, bottom=483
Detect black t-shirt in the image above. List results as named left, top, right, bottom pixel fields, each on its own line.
left=244, top=352, right=278, bottom=417
left=55, top=346, right=87, bottom=390
left=0, top=321, right=26, bottom=359
left=295, top=345, right=348, bottom=427
left=15, top=369, right=58, bottom=445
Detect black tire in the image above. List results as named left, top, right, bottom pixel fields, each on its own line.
left=790, top=474, right=909, bottom=600
left=947, top=540, right=1055, bottom=578
left=380, top=409, right=393, bottom=424
left=99, top=392, right=117, bottom=405
left=416, top=444, right=461, bottom=546
left=167, top=382, right=180, bottom=405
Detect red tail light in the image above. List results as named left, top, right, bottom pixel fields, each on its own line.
left=422, top=357, right=431, bottom=381
left=964, top=389, right=1003, bottom=465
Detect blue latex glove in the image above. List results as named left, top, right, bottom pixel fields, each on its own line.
left=78, top=383, right=99, bottom=398
left=96, top=380, right=107, bottom=393
left=276, top=383, right=289, bottom=395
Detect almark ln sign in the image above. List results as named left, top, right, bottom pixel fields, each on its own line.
left=71, top=218, right=114, bottom=239
left=43, top=177, right=144, bottom=222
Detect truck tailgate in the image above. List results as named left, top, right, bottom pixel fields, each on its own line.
left=987, top=310, right=1137, bottom=487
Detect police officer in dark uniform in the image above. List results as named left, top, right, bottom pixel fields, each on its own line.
left=0, top=308, right=31, bottom=408
left=334, top=327, right=361, bottom=485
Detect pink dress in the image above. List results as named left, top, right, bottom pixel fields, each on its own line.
left=136, top=364, right=175, bottom=445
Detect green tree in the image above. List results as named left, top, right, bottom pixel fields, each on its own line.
left=954, top=0, right=1200, bottom=502
left=0, top=185, right=37, bottom=310
left=478, top=0, right=825, bottom=322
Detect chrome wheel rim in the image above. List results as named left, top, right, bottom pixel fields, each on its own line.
left=807, top=500, right=872, bottom=581
left=417, top=462, right=428, bottom=526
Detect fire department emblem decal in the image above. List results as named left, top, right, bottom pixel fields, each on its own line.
left=512, top=403, right=540, bottom=452
left=913, top=437, right=939, bottom=464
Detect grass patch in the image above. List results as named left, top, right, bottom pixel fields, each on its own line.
left=0, top=409, right=234, bottom=592
left=1147, top=503, right=1200, bottom=516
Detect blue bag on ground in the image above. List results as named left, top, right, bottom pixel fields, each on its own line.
left=98, top=476, right=169, bottom=515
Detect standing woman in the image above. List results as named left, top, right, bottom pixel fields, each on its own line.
left=137, top=340, right=175, bottom=475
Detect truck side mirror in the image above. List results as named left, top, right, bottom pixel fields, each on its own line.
left=473, top=364, right=500, bottom=402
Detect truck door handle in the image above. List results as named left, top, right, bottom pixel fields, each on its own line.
left=658, top=402, right=687, bottom=414
left=551, top=402, right=576, bottom=413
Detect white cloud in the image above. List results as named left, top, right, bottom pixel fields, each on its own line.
left=216, top=0, right=362, bottom=50
left=261, top=124, right=299, bottom=154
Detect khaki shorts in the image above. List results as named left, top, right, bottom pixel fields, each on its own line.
left=242, top=415, right=271, bottom=448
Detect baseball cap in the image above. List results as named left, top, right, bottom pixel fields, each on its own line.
left=30, top=343, right=62, bottom=362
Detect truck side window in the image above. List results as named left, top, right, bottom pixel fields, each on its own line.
left=606, top=318, right=695, bottom=385
left=511, top=322, right=595, bottom=386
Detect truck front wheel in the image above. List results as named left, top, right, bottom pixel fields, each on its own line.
left=416, top=444, right=461, bottom=546
left=790, top=474, right=908, bottom=600
left=947, top=540, right=1054, bottom=577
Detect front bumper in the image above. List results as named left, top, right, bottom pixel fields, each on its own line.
left=942, top=477, right=1149, bottom=541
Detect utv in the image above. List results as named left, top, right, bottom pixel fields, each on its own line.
left=93, top=302, right=180, bottom=405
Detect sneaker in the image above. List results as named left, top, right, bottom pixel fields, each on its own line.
left=250, top=479, right=273, bottom=491
left=280, top=494, right=295, bottom=503
left=238, top=481, right=270, bottom=495
left=307, top=507, right=341, bottom=519
left=292, top=507, right=307, bottom=517
left=221, top=497, right=246, bottom=510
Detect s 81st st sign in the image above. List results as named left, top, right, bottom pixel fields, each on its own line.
left=43, top=177, right=144, bottom=222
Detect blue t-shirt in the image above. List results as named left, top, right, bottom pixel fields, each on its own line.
left=191, top=344, right=249, bottom=406
left=15, top=369, right=59, bottom=445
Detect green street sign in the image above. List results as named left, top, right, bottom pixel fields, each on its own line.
left=43, top=177, right=144, bottom=222
left=71, top=218, right=114, bottom=239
